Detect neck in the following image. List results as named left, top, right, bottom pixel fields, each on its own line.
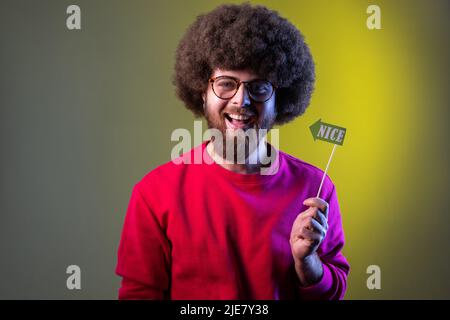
left=206, top=138, right=273, bottom=174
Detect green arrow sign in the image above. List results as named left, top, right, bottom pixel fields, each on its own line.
left=310, top=119, right=346, bottom=146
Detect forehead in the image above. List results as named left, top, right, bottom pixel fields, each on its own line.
left=211, top=68, right=260, bottom=81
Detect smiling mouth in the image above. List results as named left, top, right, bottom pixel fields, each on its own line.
left=224, top=113, right=256, bottom=130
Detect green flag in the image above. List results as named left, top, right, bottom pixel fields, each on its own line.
left=309, top=119, right=346, bottom=146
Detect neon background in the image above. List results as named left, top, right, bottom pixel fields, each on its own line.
left=0, top=0, right=449, bottom=299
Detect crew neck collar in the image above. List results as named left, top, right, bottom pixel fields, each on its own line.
left=201, top=140, right=282, bottom=184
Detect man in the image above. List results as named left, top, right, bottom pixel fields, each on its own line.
left=116, top=3, right=349, bottom=300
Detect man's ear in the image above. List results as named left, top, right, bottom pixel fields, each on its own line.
left=202, top=93, right=206, bottom=112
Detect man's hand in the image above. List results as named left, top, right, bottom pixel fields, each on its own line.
left=290, top=197, right=329, bottom=286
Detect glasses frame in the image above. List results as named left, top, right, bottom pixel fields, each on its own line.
left=208, top=76, right=276, bottom=103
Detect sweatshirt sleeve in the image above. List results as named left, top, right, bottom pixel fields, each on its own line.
left=297, top=184, right=350, bottom=300
left=115, top=184, right=171, bottom=299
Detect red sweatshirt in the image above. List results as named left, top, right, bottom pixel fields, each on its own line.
left=116, top=140, right=349, bottom=299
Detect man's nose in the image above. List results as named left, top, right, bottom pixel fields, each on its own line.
left=231, top=83, right=251, bottom=108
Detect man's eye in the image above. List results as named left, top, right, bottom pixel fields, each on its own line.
left=253, top=85, right=269, bottom=93
left=217, top=81, right=235, bottom=89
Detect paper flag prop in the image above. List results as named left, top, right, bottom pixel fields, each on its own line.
left=310, top=119, right=347, bottom=198
left=309, top=119, right=346, bottom=146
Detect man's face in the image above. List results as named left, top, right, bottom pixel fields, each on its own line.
left=202, top=68, right=277, bottom=160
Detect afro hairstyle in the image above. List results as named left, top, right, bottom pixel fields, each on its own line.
left=173, top=2, right=315, bottom=125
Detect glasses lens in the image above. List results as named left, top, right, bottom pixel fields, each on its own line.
left=247, top=80, right=273, bottom=102
left=213, top=77, right=238, bottom=99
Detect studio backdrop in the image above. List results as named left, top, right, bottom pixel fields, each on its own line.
left=1, top=0, right=449, bottom=299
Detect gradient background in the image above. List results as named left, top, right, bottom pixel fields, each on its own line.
left=1, top=0, right=449, bottom=299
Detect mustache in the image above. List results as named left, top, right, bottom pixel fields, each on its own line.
left=223, top=108, right=257, bottom=117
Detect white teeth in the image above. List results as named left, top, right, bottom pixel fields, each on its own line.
left=227, top=113, right=250, bottom=121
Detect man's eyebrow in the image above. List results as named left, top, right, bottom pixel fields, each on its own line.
left=216, top=74, right=260, bottom=81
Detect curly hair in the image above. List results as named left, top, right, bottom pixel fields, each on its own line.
left=173, top=2, right=315, bottom=125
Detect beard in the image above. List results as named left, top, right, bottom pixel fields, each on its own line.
left=203, top=97, right=276, bottom=164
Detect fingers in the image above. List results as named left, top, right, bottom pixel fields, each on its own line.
left=303, top=197, right=329, bottom=217
left=298, top=221, right=324, bottom=243
left=292, top=208, right=328, bottom=239
left=297, top=214, right=327, bottom=235
left=307, top=218, right=327, bottom=237
left=291, top=197, right=329, bottom=240
left=301, top=209, right=328, bottom=230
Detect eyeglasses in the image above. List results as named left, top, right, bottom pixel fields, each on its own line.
left=209, top=76, right=276, bottom=103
